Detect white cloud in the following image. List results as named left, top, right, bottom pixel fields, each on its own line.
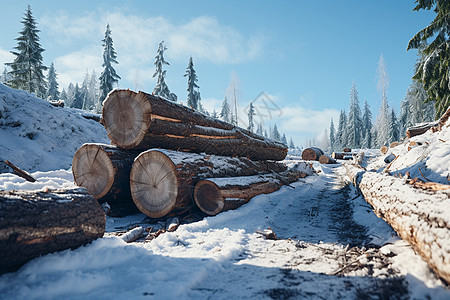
left=0, top=47, right=14, bottom=69
left=40, top=11, right=264, bottom=90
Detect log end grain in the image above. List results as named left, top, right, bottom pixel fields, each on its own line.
left=72, top=144, right=115, bottom=199
left=102, top=90, right=152, bottom=149
left=193, top=180, right=224, bottom=216
left=130, top=150, right=179, bottom=218
left=301, top=147, right=324, bottom=161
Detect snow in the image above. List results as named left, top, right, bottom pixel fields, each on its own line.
left=0, top=83, right=109, bottom=172
left=0, top=87, right=449, bottom=299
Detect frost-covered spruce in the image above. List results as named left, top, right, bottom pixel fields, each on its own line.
left=46, top=62, right=59, bottom=100
left=6, top=5, right=47, bottom=98
left=347, top=82, right=363, bottom=148
left=99, top=23, right=121, bottom=110
left=153, top=41, right=177, bottom=102
left=184, top=56, right=200, bottom=110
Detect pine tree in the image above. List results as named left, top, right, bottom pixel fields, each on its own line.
left=153, top=41, right=177, bottom=102
left=220, top=97, right=231, bottom=123
left=264, top=129, right=268, bottom=138
left=6, top=5, right=47, bottom=97
left=247, top=102, right=255, bottom=132
left=272, top=124, right=281, bottom=141
left=375, top=90, right=391, bottom=147
left=336, top=110, right=348, bottom=149
left=60, top=88, right=67, bottom=102
left=184, top=57, right=200, bottom=110
left=281, top=133, right=287, bottom=145
left=289, top=138, right=295, bottom=149
left=256, top=122, right=263, bottom=136
left=46, top=62, right=59, bottom=100
left=1, top=68, right=10, bottom=84
left=361, top=100, right=373, bottom=149
left=346, top=82, right=363, bottom=148
left=99, top=24, right=121, bottom=109
left=89, top=70, right=99, bottom=111
left=388, top=108, right=400, bottom=143
left=66, top=83, right=75, bottom=107
left=71, top=83, right=83, bottom=109
left=329, top=118, right=336, bottom=152
left=211, top=109, right=218, bottom=119
left=407, top=0, right=450, bottom=117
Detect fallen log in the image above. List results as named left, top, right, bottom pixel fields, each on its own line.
left=380, top=146, right=388, bottom=154
left=0, top=188, right=105, bottom=274
left=406, top=121, right=439, bottom=138
left=318, top=155, right=337, bottom=164
left=343, top=147, right=351, bottom=153
left=72, top=143, right=140, bottom=202
left=344, top=165, right=450, bottom=284
left=4, top=160, right=36, bottom=182
left=194, top=170, right=305, bottom=215
left=301, top=147, right=324, bottom=161
left=102, top=90, right=287, bottom=161
left=129, top=149, right=287, bottom=218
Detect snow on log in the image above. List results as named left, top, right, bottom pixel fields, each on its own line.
left=380, top=146, right=388, bottom=154
left=0, top=188, right=105, bottom=274
left=318, top=155, right=337, bottom=164
left=406, top=121, right=439, bottom=138
left=102, top=90, right=287, bottom=161
left=194, top=170, right=306, bottom=215
left=72, top=143, right=139, bottom=202
left=345, top=165, right=450, bottom=284
left=120, top=226, right=146, bottom=243
left=129, top=149, right=287, bottom=218
left=301, top=147, right=324, bottom=161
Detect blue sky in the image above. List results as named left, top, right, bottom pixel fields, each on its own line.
left=0, top=0, right=435, bottom=146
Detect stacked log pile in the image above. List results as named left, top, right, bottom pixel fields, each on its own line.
left=73, top=89, right=301, bottom=219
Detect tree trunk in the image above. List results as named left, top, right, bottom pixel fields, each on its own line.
left=301, top=147, right=324, bottom=161
left=129, top=149, right=287, bottom=218
left=0, top=188, right=105, bottom=274
left=194, top=170, right=306, bottom=215
left=319, top=155, right=337, bottom=164
left=102, top=90, right=287, bottom=161
left=72, top=143, right=139, bottom=203
left=406, top=121, right=438, bottom=138
left=344, top=164, right=450, bottom=284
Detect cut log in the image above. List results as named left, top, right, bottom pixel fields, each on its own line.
left=4, top=160, right=36, bottom=182
left=301, top=147, right=324, bottom=161
left=72, top=143, right=139, bottom=202
left=331, top=152, right=344, bottom=160
left=380, top=145, right=388, bottom=154
left=120, top=226, right=146, bottom=243
left=129, top=149, right=287, bottom=218
left=0, top=188, right=105, bottom=274
left=343, top=147, right=351, bottom=153
left=344, top=165, right=450, bottom=284
left=390, top=141, right=399, bottom=148
left=102, top=90, right=287, bottom=161
left=406, top=121, right=439, bottom=138
left=319, top=155, right=337, bottom=164
left=194, top=170, right=306, bottom=215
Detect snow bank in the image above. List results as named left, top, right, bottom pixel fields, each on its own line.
left=0, top=83, right=109, bottom=172
left=367, top=117, right=450, bottom=184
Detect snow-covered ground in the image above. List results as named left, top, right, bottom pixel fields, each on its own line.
left=1, top=85, right=449, bottom=299
left=0, top=83, right=109, bottom=172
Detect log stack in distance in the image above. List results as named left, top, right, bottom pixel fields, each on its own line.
left=301, top=147, right=324, bottom=161
left=102, top=89, right=287, bottom=161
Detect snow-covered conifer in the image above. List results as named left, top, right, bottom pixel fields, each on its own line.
left=46, top=62, right=59, bottom=100
left=361, top=100, right=373, bottom=148
left=72, top=83, right=83, bottom=109
left=256, top=122, right=263, bottom=136
left=336, top=110, right=348, bottom=149
left=281, top=133, right=287, bottom=145
left=6, top=5, right=47, bottom=97
left=375, top=90, right=391, bottom=147
left=329, top=118, right=336, bottom=152
left=289, top=137, right=295, bottom=149
left=388, top=108, right=400, bottom=143
left=99, top=24, right=120, bottom=108
left=184, top=57, right=200, bottom=110
left=272, top=124, right=281, bottom=141
left=247, top=102, right=255, bottom=132
left=346, top=82, right=363, bottom=148
left=220, top=97, right=231, bottom=123
left=153, top=41, right=177, bottom=102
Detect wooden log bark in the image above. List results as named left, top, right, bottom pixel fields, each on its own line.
left=331, top=152, right=344, bottom=160
left=318, top=155, right=337, bottom=164
left=344, top=165, right=450, bottom=284
left=102, top=90, right=287, bottom=161
left=0, top=188, right=105, bottom=274
left=4, top=160, right=36, bottom=182
left=129, top=149, right=287, bottom=218
left=380, top=145, right=388, bottom=154
left=406, top=121, right=439, bottom=138
left=301, top=147, right=324, bottom=161
left=72, top=143, right=139, bottom=202
left=343, top=147, right=351, bottom=153
left=194, top=170, right=306, bottom=215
